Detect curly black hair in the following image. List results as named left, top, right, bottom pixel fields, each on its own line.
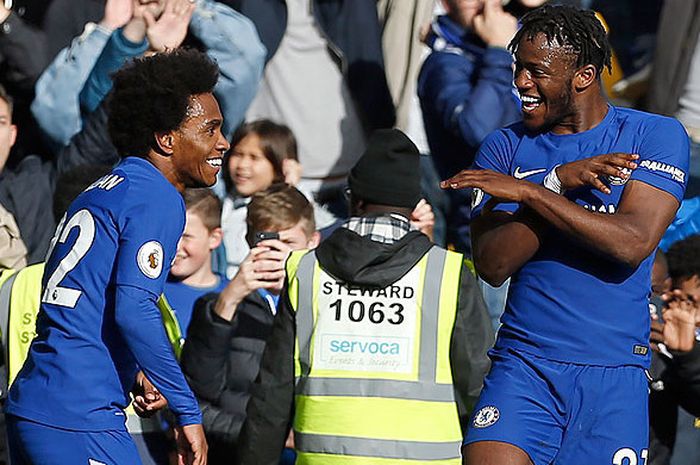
left=108, top=48, right=219, bottom=158
left=509, top=4, right=612, bottom=76
left=666, top=235, right=700, bottom=281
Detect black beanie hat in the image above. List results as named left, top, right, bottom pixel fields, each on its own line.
left=348, top=129, right=421, bottom=209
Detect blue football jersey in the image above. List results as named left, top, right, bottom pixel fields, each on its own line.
left=471, top=106, right=689, bottom=366
left=6, top=157, right=201, bottom=431
left=163, top=274, right=228, bottom=334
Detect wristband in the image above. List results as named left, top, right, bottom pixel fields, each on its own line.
left=542, top=165, right=563, bottom=194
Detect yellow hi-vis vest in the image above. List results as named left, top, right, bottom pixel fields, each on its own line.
left=286, top=246, right=464, bottom=465
left=0, top=265, right=184, bottom=434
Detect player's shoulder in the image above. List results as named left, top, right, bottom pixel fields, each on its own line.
left=479, top=123, right=526, bottom=156
left=614, top=106, right=687, bottom=137
left=112, top=157, right=183, bottom=213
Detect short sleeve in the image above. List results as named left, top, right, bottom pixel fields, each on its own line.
left=471, top=129, right=519, bottom=218
left=115, top=191, right=185, bottom=295
left=629, top=117, right=689, bottom=202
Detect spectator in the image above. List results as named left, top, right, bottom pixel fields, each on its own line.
left=182, top=184, right=319, bottom=465
left=32, top=0, right=266, bottom=148
left=230, top=0, right=395, bottom=225
left=0, top=204, right=25, bottom=270
left=164, top=188, right=228, bottom=335
left=0, top=1, right=52, bottom=159
left=647, top=0, right=700, bottom=198
left=31, top=0, right=133, bottom=150
left=648, top=241, right=700, bottom=465
left=237, top=129, right=493, bottom=465
left=222, top=119, right=300, bottom=277
left=0, top=84, right=55, bottom=263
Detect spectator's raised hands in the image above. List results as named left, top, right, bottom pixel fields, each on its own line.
left=213, top=240, right=289, bottom=322
left=472, top=0, right=518, bottom=49
left=122, top=0, right=163, bottom=43
left=100, top=0, right=134, bottom=31
left=144, top=0, right=195, bottom=53
left=660, top=289, right=699, bottom=352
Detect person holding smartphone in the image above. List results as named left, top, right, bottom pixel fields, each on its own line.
left=181, top=184, right=320, bottom=465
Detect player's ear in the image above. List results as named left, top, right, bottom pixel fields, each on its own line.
left=573, top=64, right=597, bottom=92
left=154, top=131, right=175, bottom=156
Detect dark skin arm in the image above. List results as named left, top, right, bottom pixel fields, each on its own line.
left=458, top=153, right=641, bottom=286
left=469, top=209, right=544, bottom=287
left=444, top=171, right=679, bottom=282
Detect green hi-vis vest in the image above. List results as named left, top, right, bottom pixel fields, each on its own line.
left=286, top=246, right=464, bottom=465
left=0, top=265, right=184, bottom=434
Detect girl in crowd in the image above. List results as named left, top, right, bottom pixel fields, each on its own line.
left=221, top=119, right=302, bottom=277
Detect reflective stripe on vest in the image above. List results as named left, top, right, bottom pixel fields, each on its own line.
left=157, top=294, right=184, bottom=360
left=0, top=268, right=18, bottom=396
left=5, top=264, right=43, bottom=388
left=285, top=247, right=463, bottom=464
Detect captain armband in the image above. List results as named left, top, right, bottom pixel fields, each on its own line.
left=542, top=165, right=564, bottom=194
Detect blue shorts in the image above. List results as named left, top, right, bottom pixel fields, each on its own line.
left=464, top=349, right=649, bottom=465
left=7, top=414, right=142, bottom=465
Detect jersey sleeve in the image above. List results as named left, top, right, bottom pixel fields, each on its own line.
left=629, top=116, right=689, bottom=202
left=115, top=190, right=185, bottom=294
left=471, top=128, right=519, bottom=218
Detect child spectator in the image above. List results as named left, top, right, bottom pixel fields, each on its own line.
left=181, top=184, right=319, bottom=465
left=164, top=188, right=229, bottom=334
left=221, top=119, right=301, bottom=277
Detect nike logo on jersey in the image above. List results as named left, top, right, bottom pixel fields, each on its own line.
left=513, top=167, right=547, bottom=179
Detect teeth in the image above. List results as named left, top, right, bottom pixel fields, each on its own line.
left=206, top=158, right=222, bottom=168
left=521, top=95, right=541, bottom=104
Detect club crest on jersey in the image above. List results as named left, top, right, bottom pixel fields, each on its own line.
left=473, top=405, right=500, bottom=428
left=604, top=167, right=632, bottom=186
left=471, top=188, right=484, bottom=209
left=137, top=241, right=164, bottom=279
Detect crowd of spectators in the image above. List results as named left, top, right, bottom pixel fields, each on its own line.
left=0, top=0, right=698, bottom=464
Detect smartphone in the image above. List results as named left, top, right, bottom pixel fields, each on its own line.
left=253, top=231, right=279, bottom=246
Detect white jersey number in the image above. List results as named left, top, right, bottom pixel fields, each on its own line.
left=41, top=209, right=96, bottom=308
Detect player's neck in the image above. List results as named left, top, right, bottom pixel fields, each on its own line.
left=552, top=93, right=609, bottom=135
left=182, top=266, right=219, bottom=288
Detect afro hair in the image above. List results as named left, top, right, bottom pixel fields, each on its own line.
left=108, top=48, right=219, bottom=158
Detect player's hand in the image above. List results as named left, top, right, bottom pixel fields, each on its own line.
left=441, top=169, right=528, bottom=204
left=556, top=153, right=639, bottom=195
left=410, top=199, right=435, bottom=241
left=100, top=0, right=133, bottom=30
left=660, top=290, right=698, bottom=352
left=472, top=0, right=518, bottom=49
left=174, top=423, right=208, bottom=465
left=144, top=0, right=194, bottom=53
left=132, top=371, right=168, bottom=417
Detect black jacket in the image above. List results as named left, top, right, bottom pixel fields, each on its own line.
left=219, top=0, right=395, bottom=133
left=181, top=291, right=275, bottom=465
left=237, top=227, right=494, bottom=465
left=649, top=343, right=700, bottom=465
